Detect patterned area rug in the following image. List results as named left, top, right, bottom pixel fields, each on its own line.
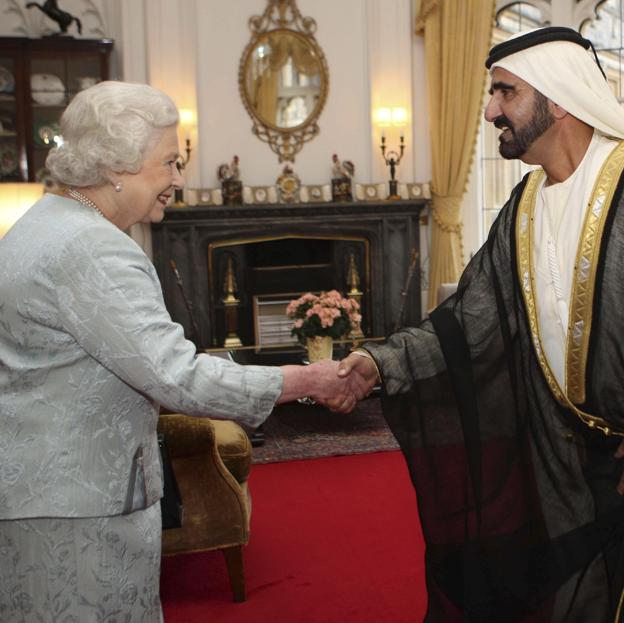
left=251, top=397, right=399, bottom=464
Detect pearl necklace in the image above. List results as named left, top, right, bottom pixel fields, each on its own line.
left=65, top=187, right=105, bottom=218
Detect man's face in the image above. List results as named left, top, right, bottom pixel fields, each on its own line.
left=484, top=67, right=555, bottom=160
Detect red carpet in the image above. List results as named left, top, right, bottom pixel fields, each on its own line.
left=161, top=450, right=427, bottom=622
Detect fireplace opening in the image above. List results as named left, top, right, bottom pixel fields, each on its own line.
left=247, top=238, right=335, bottom=296
left=209, top=235, right=369, bottom=347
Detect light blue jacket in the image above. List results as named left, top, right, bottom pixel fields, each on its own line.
left=0, top=194, right=282, bottom=520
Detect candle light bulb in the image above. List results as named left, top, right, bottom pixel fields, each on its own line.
left=179, top=108, right=196, bottom=141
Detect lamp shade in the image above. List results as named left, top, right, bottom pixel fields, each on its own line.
left=179, top=108, right=196, bottom=127
left=178, top=108, right=196, bottom=141
left=391, top=107, right=408, bottom=126
left=0, top=183, right=44, bottom=239
left=375, top=107, right=392, bottom=127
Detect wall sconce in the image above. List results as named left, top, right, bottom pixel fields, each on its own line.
left=0, top=183, right=44, bottom=239
left=375, top=106, right=408, bottom=128
left=375, top=106, right=408, bottom=200
left=173, top=108, right=196, bottom=206
left=375, top=107, right=393, bottom=127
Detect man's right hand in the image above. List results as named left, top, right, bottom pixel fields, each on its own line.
left=278, top=359, right=371, bottom=413
left=337, top=352, right=380, bottom=398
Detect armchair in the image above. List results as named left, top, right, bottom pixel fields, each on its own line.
left=157, top=413, right=253, bottom=602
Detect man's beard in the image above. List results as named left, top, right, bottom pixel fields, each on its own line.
left=495, top=92, right=555, bottom=159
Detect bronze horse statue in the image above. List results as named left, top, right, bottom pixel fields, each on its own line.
left=26, top=0, right=82, bottom=35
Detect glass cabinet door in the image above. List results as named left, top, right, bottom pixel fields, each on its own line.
left=0, top=37, right=112, bottom=183
left=29, top=56, right=66, bottom=181
left=29, top=54, right=106, bottom=183
left=0, top=56, right=21, bottom=181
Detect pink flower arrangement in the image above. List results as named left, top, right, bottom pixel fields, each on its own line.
left=286, top=290, right=362, bottom=343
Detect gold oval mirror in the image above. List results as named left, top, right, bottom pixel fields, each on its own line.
left=239, top=0, right=329, bottom=162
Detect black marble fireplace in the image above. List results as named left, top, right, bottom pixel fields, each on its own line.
left=151, top=199, right=426, bottom=349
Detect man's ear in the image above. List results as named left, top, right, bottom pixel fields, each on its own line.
left=550, top=101, right=568, bottom=120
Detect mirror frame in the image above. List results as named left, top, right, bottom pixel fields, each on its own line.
left=238, top=0, right=329, bottom=163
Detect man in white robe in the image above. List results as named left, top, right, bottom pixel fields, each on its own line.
left=340, top=26, right=624, bottom=621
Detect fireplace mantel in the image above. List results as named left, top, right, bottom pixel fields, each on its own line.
left=151, top=199, right=427, bottom=349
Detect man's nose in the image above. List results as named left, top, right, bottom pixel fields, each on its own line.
left=484, top=96, right=500, bottom=123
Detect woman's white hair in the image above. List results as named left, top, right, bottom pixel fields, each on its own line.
left=46, top=81, right=179, bottom=187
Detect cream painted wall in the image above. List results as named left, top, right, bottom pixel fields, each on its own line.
left=1, top=0, right=605, bottom=263
left=193, top=0, right=425, bottom=189
left=195, top=0, right=367, bottom=186
left=0, top=0, right=428, bottom=190
left=0, top=0, right=431, bottom=263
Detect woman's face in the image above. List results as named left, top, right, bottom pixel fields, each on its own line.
left=117, top=125, right=184, bottom=226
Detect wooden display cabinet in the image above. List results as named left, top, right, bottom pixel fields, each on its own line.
left=0, top=37, right=113, bottom=183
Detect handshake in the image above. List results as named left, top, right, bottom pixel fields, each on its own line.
left=278, top=351, right=381, bottom=413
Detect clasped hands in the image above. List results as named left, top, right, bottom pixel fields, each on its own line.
left=306, top=352, right=380, bottom=414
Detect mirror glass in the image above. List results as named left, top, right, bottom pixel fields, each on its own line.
left=243, top=30, right=324, bottom=130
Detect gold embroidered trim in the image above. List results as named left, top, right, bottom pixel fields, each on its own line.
left=567, top=141, right=624, bottom=403
left=516, top=143, right=624, bottom=437
left=516, top=169, right=562, bottom=400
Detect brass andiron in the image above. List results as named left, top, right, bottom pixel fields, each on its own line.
left=222, top=256, right=243, bottom=348
left=346, top=252, right=364, bottom=338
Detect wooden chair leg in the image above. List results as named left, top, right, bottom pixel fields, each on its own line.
left=222, top=545, right=245, bottom=602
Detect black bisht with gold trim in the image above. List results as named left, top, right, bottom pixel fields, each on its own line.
left=367, top=143, right=624, bottom=621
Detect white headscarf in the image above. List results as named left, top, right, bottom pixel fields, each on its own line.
left=490, top=29, right=624, bottom=139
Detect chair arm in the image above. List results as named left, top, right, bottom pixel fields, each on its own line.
left=158, top=413, right=252, bottom=553
left=158, top=414, right=217, bottom=459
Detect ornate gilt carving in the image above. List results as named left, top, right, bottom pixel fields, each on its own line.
left=238, top=0, right=329, bottom=162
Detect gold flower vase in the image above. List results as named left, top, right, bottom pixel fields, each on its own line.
left=306, top=335, right=333, bottom=363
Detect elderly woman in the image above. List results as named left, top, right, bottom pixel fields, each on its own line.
left=0, top=81, right=366, bottom=622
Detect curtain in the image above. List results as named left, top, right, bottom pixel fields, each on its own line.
left=417, top=0, right=496, bottom=308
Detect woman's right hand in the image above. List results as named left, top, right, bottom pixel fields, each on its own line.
left=278, top=360, right=370, bottom=413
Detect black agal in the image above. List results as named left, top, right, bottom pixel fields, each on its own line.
left=485, top=26, right=591, bottom=69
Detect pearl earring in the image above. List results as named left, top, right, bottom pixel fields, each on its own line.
left=114, top=181, right=123, bottom=193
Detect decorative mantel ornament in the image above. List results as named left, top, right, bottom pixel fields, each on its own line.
left=380, top=134, right=406, bottom=200
left=331, top=154, right=355, bottom=202
left=217, top=155, right=243, bottom=206
left=276, top=164, right=301, bottom=203
left=238, top=0, right=329, bottom=163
